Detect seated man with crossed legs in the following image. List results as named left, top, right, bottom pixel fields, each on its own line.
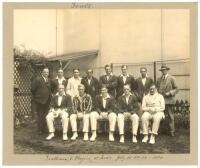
left=90, top=86, right=117, bottom=142
left=141, top=83, right=165, bottom=144
left=70, top=84, right=92, bottom=141
left=46, top=84, right=72, bottom=141
left=117, top=84, right=140, bottom=143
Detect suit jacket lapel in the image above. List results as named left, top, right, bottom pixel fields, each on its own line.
left=55, top=96, right=59, bottom=106
left=103, top=75, right=108, bottom=82
left=122, top=96, right=127, bottom=104
left=100, top=96, right=104, bottom=109
left=125, top=76, right=129, bottom=84
left=60, top=95, right=65, bottom=106
left=89, top=77, right=93, bottom=86
left=144, top=78, right=148, bottom=89
left=139, top=78, right=145, bottom=88
left=128, top=95, right=132, bottom=105
left=85, top=78, right=89, bottom=86
left=105, top=98, right=109, bottom=109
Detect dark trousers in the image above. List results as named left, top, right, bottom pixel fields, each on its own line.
left=165, top=105, right=175, bottom=133
left=35, top=101, right=50, bottom=133
left=138, top=102, right=143, bottom=133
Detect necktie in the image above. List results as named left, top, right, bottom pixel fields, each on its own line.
left=162, top=75, right=165, bottom=81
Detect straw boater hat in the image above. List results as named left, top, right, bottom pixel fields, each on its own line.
left=159, top=65, right=170, bottom=71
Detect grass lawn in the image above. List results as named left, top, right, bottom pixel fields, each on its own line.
left=14, top=122, right=190, bottom=154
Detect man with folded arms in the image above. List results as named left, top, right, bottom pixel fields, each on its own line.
left=51, top=69, right=67, bottom=95
left=90, top=86, right=117, bottom=142
left=70, top=84, right=92, bottom=141
left=117, top=85, right=140, bottom=143
left=66, top=68, right=82, bottom=97
left=116, top=65, right=136, bottom=98
left=99, top=64, right=118, bottom=98
left=46, top=84, right=72, bottom=141
left=141, top=83, right=165, bottom=144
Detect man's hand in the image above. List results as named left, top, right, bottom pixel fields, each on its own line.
left=165, top=92, right=170, bottom=96
left=53, top=111, right=57, bottom=117
left=101, top=112, right=108, bottom=118
left=149, top=107, right=156, bottom=113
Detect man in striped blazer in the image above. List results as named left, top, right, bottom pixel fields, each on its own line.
left=70, top=84, right=92, bottom=141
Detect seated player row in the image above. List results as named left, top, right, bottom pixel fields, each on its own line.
left=46, top=83, right=165, bottom=144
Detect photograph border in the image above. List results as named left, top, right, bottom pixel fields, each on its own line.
left=3, top=2, right=198, bottom=165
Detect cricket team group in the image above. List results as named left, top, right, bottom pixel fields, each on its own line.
left=31, top=64, right=178, bottom=144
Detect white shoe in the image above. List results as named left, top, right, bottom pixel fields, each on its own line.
left=90, top=132, right=97, bottom=141
left=132, top=135, right=138, bottom=143
left=63, top=134, right=68, bottom=141
left=71, top=132, right=78, bottom=140
left=109, top=132, right=115, bottom=141
left=149, top=135, right=155, bottom=144
left=119, top=135, right=124, bottom=143
left=46, top=133, right=54, bottom=140
left=83, top=133, right=89, bottom=141
left=142, top=135, right=148, bottom=143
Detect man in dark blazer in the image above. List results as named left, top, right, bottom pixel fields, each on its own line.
left=157, top=65, right=179, bottom=137
left=31, top=67, right=52, bottom=134
left=135, top=67, right=154, bottom=103
left=81, top=68, right=99, bottom=105
left=99, top=64, right=118, bottom=98
left=90, top=86, right=117, bottom=142
left=135, top=67, right=154, bottom=133
left=46, top=84, right=72, bottom=141
left=116, top=65, right=136, bottom=98
left=51, top=69, right=67, bottom=95
left=117, top=85, right=140, bottom=143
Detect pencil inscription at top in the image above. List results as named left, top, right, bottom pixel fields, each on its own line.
left=71, top=3, right=93, bottom=9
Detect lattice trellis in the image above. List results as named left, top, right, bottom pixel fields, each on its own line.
left=14, top=61, right=33, bottom=118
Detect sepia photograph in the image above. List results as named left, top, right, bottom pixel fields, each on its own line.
left=3, top=2, right=198, bottom=165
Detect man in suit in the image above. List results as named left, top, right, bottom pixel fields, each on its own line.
left=51, top=69, right=67, bottom=95
left=31, top=67, right=51, bottom=134
left=90, top=86, right=117, bottom=142
left=70, top=84, right=92, bottom=141
left=81, top=68, right=99, bottom=105
left=46, top=84, right=72, bottom=141
left=157, top=65, right=178, bottom=137
left=66, top=68, right=82, bottom=97
left=99, top=64, right=118, bottom=98
left=116, top=65, right=136, bottom=98
left=141, top=83, right=165, bottom=144
left=117, top=85, right=140, bottom=143
left=135, top=67, right=154, bottom=133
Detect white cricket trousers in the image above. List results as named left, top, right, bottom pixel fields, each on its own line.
left=70, top=113, right=90, bottom=133
left=90, top=111, right=117, bottom=132
left=46, top=109, right=69, bottom=133
left=141, top=111, right=165, bottom=135
left=117, top=112, right=139, bottom=135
